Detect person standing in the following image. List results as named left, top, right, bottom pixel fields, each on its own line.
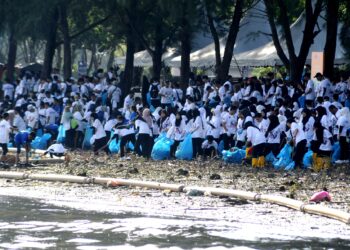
left=0, top=113, right=12, bottom=158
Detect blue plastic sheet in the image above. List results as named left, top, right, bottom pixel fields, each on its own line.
left=82, top=126, right=94, bottom=149
left=57, top=125, right=65, bottom=143
left=222, top=148, right=246, bottom=163
left=151, top=134, right=174, bottom=160
left=175, top=134, right=193, bottom=160
left=331, top=142, right=340, bottom=163
left=273, top=144, right=293, bottom=170
left=303, top=150, right=313, bottom=168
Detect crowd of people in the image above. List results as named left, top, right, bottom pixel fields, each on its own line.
left=1, top=68, right=350, bottom=168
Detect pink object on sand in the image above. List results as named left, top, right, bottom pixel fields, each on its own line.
left=309, top=191, right=331, bottom=202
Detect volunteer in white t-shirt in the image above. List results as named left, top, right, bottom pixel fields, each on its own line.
left=287, top=118, right=307, bottom=168
left=91, top=112, right=110, bottom=156
left=0, top=113, right=12, bottom=156
left=245, top=121, right=266, bottom=168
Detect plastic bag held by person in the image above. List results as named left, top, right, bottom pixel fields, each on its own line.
left=57, top=125, right=66, bottom=143
left=151, top=134, right=174, bottom=160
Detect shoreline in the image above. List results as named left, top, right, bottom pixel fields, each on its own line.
left=0, top=151, right=350, bottom=238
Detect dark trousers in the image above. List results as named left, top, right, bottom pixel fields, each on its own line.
left=135, top=133, right=153, bottom=158
left=120, top=133, right=136, bottom=157
left=235, top=140, right=245, bottom=149
left=265, top=143, right=280, bottom=157
left=220, top=133, right=230, bottom=150
left=170, top=140, right=182, bottom=158
left=151, top=99, right=161, bottom=108
left=293, top=139, right=307, bottom=167
left=339, top=136, right=349, bottom=161
left=204, top=146, right=216, bottom=157
left=0, top=143, right=8, bottom=156
left=93, top=136, right=110, bottom=155
left=252, top=143, right=265, bottom=158
left=65, top=129, right=75, bottom=149
left=192, top=137, right=203, bottom=158
left=75, top=131, right=84, bottom=149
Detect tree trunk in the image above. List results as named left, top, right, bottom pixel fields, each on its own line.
left=28, top=38, right=37, bottom=63
left=122, top=32, right=135, bottom=97
left=87, top=45, right=95, bottom=76
left=6, top=26, right=17, bottom=83
left=179, top=1, right=191, bottom=88
left=55, top=45, right=62, bottom=72
left=107, top=48, right=116, bottom=69
left=41, top=7, right=59, bottom=79
left=205, top=0, right=221, bottom=76
left=324, top=0, right=340, bottom=78
left=60, top=3, right=72, bottom=79
left=217, top=0, right=244, bottom=83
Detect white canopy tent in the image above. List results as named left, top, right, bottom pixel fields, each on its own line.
left=232, top=11, right=348, bottom=67
left=115, top=31, right=214, bottom=67
left=168, top=0, right=273, bottom=68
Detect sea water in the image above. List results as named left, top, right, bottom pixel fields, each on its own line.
left=0, top=195, right=349, bottom=249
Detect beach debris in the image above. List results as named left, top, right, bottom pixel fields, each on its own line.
left=128, top=167, right=139, bottom=174
left=209, top=173, right=221, bottom=180
left=176, top=168, right=189, bottom=177
left=310, top=190, right=331, bottom=203
left=107, top=180, right=121, bottom=187
left=186, top=189, right=204, bottom=197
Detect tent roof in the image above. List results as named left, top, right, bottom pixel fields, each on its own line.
left=169, top=0, right=273, bottom=67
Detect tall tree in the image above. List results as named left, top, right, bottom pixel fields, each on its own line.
left=324, top=0, right=340, bottom=78
left=264, top=0, right=324, bottom=81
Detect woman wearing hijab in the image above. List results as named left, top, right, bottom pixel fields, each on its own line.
left=134, top=108, right=154, bottom=158
left=245, top=121, right=266, bottom=168
left=265, top=115, right=283, bottom=157
left=91, top=112, right=110, bottom=156
left=168, top=111, right=186, bottom=158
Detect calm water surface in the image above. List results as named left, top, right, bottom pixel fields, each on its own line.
left=0, top=195, right=349, bottom=249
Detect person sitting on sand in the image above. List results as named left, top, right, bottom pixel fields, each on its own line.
left=202, top=135, right=218, bottom=159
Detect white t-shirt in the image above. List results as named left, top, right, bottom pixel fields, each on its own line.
left=0, top=120, right=11, bottom=143
left=246, top=126, right=266, bottom=146
left=291, top=122, right=306, bottom=144
left=13, top=115, right=26, bottom=131
left=93, top=119, right=106, bottom=139
left=191, top=116, right=204, bottom=138
left=266, top=124, right=283, bottom=144
left=305, top=80, right=315, bottom=100
left=104, top=119, right=118, bottom=132
left=47, top=143, right=66, bottom=154
left=45, top=107, right=58, bottom=125
left=2, top=83, right=15, bottom=99
left=159, top=87, right=173, bottom=104
left=135, top=119, right=152, bottom=135
left=337, top=116, right=350, bottom=137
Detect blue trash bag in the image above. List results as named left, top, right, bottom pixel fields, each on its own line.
left=146, top=92, right=151, bottom=106
left=151, top=136, right=174, bottom=160
left=285, top=161, right=295, bottom=171
left=109, top=139, right=120, bottom=154
left=303, top=150, right=313, bottom=168
left=36, top=128, right=43, bottom=137
left=217, top=140, right=224, bottom=155
left=273, top=144, right=293, bottom=170
left=82, top=126, right=94, bottom=149
left=266, top=152, right=277, bottom=163
left=175, top=134, right=193, bottom=160
left=331, top=142, right=340, bottom=163
left=31, top=133, right=52, bottom=150
left=57, top=125, right=66, bottom=143
left=127, top=141, right=134, bottom=151
left=222, top=148, right=245, bottom=163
